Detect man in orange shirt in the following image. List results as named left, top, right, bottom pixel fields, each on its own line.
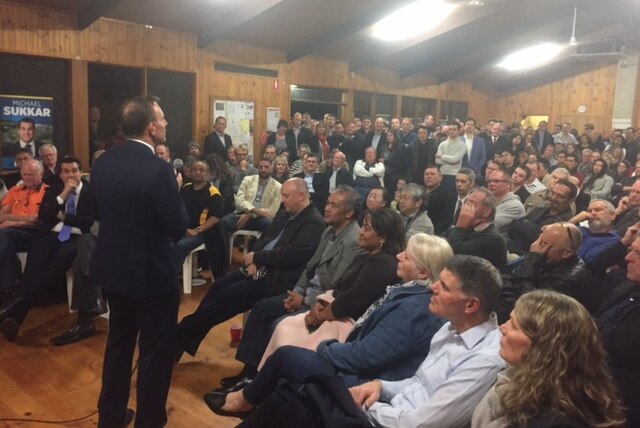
left=0, top=159, right=47, bottom=297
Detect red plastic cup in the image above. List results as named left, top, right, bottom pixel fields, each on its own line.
left=230, top=324, right=243, bottom=347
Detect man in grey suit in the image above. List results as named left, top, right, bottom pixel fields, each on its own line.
left=220, top=185, right=364, bottom=388
left=398, top=183, right=434, bottom=240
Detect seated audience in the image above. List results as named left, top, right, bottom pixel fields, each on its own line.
left=205, top=234, right=454, bottom=422
left=172, top=160, right=226, bottom=279
left=256, top=208, right=405, bottom=370
left=569, top=199, right=619, bottom=268
left=289, top=143, right=310, bottom=175
left=445, top=187, right=507, bottom=266
left=472, top=290, right=624, bottom=427
left=510, top=222, right=601, bottom=313
left=3, top=148, right=33, bottom=189
left=0, top=159, right=48, bottom=294
left=597, top=233, right=640, bottom=426
left=510, top=165, right=531, bottom=203
left=293, top=152, right=325, bottom=210
left=397, top=183, right=434, bottom=239
left=0, top=156, right=97, bottom=341
left=266, top=119, right=289, bottom=155
left=155, top=143, right=183, bottom=188
left=582, top=159, right=613, bottom=199
left=229, top=145, right=258, bottom=193
left=423, top=165, right=452, bottom=235
left=523, top=167, right=570, bottom=214
left=522, top=160, right=546, bottom=195
left=220, top=158, right=282, bottom=237
left=488, top=168, right=525, bottom=239
left=39, top=143, right=61, bottom=186
left=262, top=145, right=276, bottom=161
left=353, top=146, right=385, bottom=202
left=445, top=167, right=476, bottom=230
left=509, top=179, right=577, bottom=255
left=218, top=186, right=364, bottom=387
left=613, top=178, right=640, bottom=237
left=359, top=187, right=387, bottom=224
left=176, top=178, right=325, bottom=358
left=315, top=151, right=354, bottom=206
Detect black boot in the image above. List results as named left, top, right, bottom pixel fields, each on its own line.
left=0, top=296, right=29, bottom=342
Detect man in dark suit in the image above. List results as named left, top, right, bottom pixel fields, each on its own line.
left=2, top=117, right=43, bottom=158
left=0, top=156, right=97, bottom=341
left=535, top=120, right=555, bottom=153
left=293, top=153, right=325, bottom=211
left=461, top=119, right=487, bottom=178
left=90, top=96, right=188, bottom=427
left=484, top=123, right=510, bottom=164
left=285, top=112, right=312, bottom=163
left=423, top=165, right=453, bottom=235
left=313, top=151, right=354, bottom=213
left=363, top=117, right=389, bottom=160
left=204, top=116, right=233, bottom=161
left=176, top=178, right=325, bottom=358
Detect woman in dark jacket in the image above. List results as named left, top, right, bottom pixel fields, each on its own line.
left=382, top=129, right=410, bottom=198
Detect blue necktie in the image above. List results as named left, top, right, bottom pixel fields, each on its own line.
left=58, top=191, right=76, bottom=242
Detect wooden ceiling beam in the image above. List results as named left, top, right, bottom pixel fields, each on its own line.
left=197, top=0, right=284, bottom=49
left=78, top=0, right=122, bottom=30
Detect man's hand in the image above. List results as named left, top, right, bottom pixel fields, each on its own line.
left=252, top=208, right=274, bottom=219
left=236, top=213, right=251, bottom=229
left=244, top=251, right=254, bottom=266
left=304, top=306, right=322, bottom=329
left=622, top=222, right=640, bottom=247
left=246, top=263, right=258, bottom=278
left=569, top=210, right=592, bottom=225
left=530, top=236, right=552, bottom=255
left=185, top=228, right=199, bottom=237
left=350, top=380, right=382, bottom=409
left=60, top=178, right=79, bottom=199
left=455, top=200, right=476, bottom=230
left=616, top=196, right=631, bottom=216
left=283, top=290, right=304, bottom=312
left=239, top=160, right=248, bottom=172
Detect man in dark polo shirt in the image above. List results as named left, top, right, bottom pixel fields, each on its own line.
left=173, top=159, right=226, bottom=279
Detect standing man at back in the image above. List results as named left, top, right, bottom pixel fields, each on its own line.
left=91, top=96, right=188, bottom=427
left=204, top=116, right=233, bottom=161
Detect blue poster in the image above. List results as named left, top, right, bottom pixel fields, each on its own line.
left=0, top=94, right=54, bottom=147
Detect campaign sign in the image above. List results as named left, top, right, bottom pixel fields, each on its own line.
left=0, top=94, right=54, bottom=146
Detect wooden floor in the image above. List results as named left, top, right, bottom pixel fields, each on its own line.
left=0, top=274, right=246, bottom=427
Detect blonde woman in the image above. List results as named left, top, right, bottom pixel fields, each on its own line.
left=472, top=290, right=624, bottom=427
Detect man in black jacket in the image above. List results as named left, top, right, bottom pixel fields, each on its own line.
left=204, top=116, right=233, bottom=161
left=176, top=178, right=325, bottom=358
left=512, top=222, right=601, bottom=314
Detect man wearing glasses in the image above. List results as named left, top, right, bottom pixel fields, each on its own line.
left=0, top=159, right=47, bottom=299
left=487, top=168, right=525, bottom=239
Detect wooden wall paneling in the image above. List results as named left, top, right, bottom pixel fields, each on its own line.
left=70, top=59, right=89, bottom=167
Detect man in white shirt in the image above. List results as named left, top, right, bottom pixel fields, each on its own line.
left=350, top=255, right=505, bottom=428
left=554, top=122, right=578, bottom=146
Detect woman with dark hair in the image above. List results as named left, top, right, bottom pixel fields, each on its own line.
left=256, top=208, right=406, bottom=367
left=472, top=290, right=624, bottom=427
left=579, top=133, right=593, bottom=150
left=266, top=119, right=289, bottom=155
left=205, top=153, right=235, bottom=215
left=206, top=233, right=454, bottom=420
left=511, top=134, right=525, bottom=158
left=383, top=129, right=411, bottom=199
left=583, top=159, right=614, bottom=199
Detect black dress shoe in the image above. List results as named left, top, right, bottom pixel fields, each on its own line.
left=50, top=322, right=95, bottom=346
left=203, top=391, right=249, bottom=419
left=0, top=318, right=19, bottom=342
left=224, top=377, right=253, bottom=392
left=220, top=372, right=247, bottom=389
left=124, top=408, right=135, bottom=426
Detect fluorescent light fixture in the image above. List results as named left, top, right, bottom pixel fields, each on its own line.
left=372, top=0, right=458, bottom=42
left=497, top=43, right=566, bottom=71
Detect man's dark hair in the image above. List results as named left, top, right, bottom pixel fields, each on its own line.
left=14, top=148, right=33, bottom=158
left=448, top=121, right=461, bottom=130
left=425, top=164, right=441, bottom=173
left=556, top=178, right=578, bottom=200
left=333, top=185, right=361, bottom=221
left=516, top=165, right=532, bottom=180
left=335, top=120, right=344, bottom=127
left=18, top=117, right=36, bottom=127
left=306, top=152, right=319, bottom=161
left=120, top=95, right=160, bottom=137
left=444, top=255, right=502, bottom=316
left=368, top=186, right=389, bottom=206
left=565, top=153, right=579, bottom=163
left=539, top=158, right=551, bottom=170
left=60, top=155, right=83, bottom=171
left=466, top=118, right=476, bottom=126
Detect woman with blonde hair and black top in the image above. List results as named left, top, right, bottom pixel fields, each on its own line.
left=472, top=290, right=624, bottom=428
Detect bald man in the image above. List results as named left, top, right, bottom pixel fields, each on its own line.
left=511, top=222, right=602, bottom=313
left=177, top=178, right=325, bottom=359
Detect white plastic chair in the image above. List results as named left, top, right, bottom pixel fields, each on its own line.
left=182, top=243, right=207, bottom=294
left=228, top=230, right=262, bottom=264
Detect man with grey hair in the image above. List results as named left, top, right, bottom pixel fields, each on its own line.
left=397, top=183, right=434, bottom=240
left=445, top=167, right=476, bottom=229
left=444, top=187, right=507, bottom=266
left=524, top=167, right=571, bottom=214
left=568, top=199, right=619, bottom=267
left=350, top=255, right=505, bottom=428
left=38, top=143, right=59, bottom=185
left=0, top=158, right=48, bottom=294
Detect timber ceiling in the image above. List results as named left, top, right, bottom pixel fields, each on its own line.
left=9, top=0, right=640, bottom=93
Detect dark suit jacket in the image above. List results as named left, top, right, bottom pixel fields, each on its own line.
left=293, top=171, right=326, bottom=212
left=337, top=135, right=364, bottom=169
left=363, top=131, right=389, bottom=160
left=90, top=140, right=188, bottom=298
left=252, top=203, right=325, bottom=296
left=424, top=184, right=452, bottom=235
left=38, top=178, right=97, bottom=235
left=535, top=131, right=554, bottom=153
left=285, top=128, right=312, bottom=162
left=204, top=132, right=233, bottom=161
left=462, top=136, right=487, bottom=177
left=484, top=136, right=510, bottom=163
left=2, top=141, right=43, bottom=158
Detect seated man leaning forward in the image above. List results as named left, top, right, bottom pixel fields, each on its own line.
left=176, top=178, right=325, bottom=359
